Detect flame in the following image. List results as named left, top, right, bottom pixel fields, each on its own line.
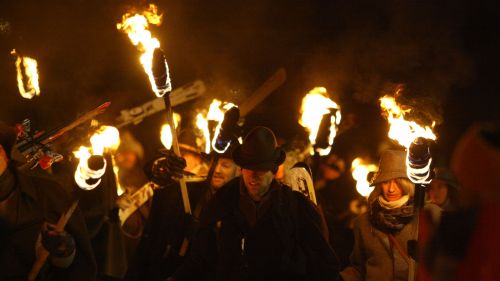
left=72, top=126, right=119, bottom=190
left=112, top=159, right=125, bottom=196
left=73, top=146, right=107, bottom=190
left=90, top=125, right=120, bottom=155
left=299, top=87, right=341, bottom=156
left=207, top=99, right=238, bottom=153
left=11, top=49, right=40, bottom=99
left=379, top=95, right=436, bottom=148
left=195, top=113, right=211, bottom=154
left=117, top=4, right=170, bottom=97
left=161, top=112, right=181, bottom=149
left=351, top=158, right=378, bottom=197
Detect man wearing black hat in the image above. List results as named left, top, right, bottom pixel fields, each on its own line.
left=171, top=126, right=340, bottom=281
left=131, top=140, right=240, bottom=280
left=0, top=122, right=96, bottom=280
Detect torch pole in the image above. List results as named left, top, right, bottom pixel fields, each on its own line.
left=28, top=200, right=79, bottom=281
left=406, top=138, right=432, bottom=281
left=163, top=95, right=192, bottom=256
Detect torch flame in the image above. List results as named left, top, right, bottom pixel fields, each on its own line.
left=379, top=95, right=436, bottom=148
left=11, top=49, right=40, bottom=99
left=299, top=87, right=341, bottom=155
left=207, top=99, right=238, bottom=153
left=351, top=158, right=378, bottom=197
left=117, top=4, right=170, bottom=97
left=90, top=125, right=121, bottom=155
left=72, top=126, right=119, bottom=190
left=73, top=146, right=107, bottom=190
left=196, top=113, right=211, bottom=154
left=161, top=112, right=181, bottom=149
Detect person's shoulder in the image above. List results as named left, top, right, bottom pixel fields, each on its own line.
left=199, top=177, right=240, bottom=223
left=213, top=177, right=240, bottom=199
left=352, top=211, right=371, bottom=229
left=17, top=168, right=66, bottom=193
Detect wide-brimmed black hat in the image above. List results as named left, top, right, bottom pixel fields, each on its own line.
left=232, top=126, right=285, bottom=172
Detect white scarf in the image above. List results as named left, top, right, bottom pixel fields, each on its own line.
left=378, top=194, right=409, bottom=209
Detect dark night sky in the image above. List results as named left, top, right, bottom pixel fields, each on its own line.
left=1, top=0, right=499, bottom=165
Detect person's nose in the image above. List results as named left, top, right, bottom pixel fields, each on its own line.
left=214, top=163, right=222, bottom=173
left=388, top=181, right=396, bottom=193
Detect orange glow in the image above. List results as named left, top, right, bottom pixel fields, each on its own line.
left=207, top=99, right=238, bottom=153
left=299, top=87, right=341, bottom=155
left=160, top=112, right=181, bottom=149
left=351, top=158, right=378, bottom=197
left=379, top=95, right=436, bottom=148
left=117, top=4, right=170, bottom=97
left=11, top=49, right=40, bottom=99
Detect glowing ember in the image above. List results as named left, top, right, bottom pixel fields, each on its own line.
left=195, top=113, right=211, bottom=154
left=206, top=99, right=238, bottom=153
left=161, top=112, right=181, bottom=149
left=11, top=49, right=40, bottom=99
left=90, top=125, right=121, bottom=155
left=351, top=158, right=378, bottom=197
left=299, top=87, right=341, bottom=156
left=379, top=95, right=436, bottom=148
left=117, top=4, right=170, bottom=97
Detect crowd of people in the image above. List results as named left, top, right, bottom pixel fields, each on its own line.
left=0, top=117, right=498, bottom=281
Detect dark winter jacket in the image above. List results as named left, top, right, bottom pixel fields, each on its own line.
left=0, top=166, right=96, bottom=281
left=173, top=177, right=340, bottom=281
left=132, top=180, right=209, bottom=281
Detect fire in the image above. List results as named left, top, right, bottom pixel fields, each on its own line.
left=73, top=146, right=107, bottom=190
left=299, top=87, right=341, bottom=155
left=117, top=4, right=170, bottom=97
left=207, top=99, right=238, bottom=153
left=72, top=126, right=119, bottom=190
left=379, top=95, right=436, bottom=148
left=11, top=49, right=40, bottom=99
left=351, top=158, right=378, bottom=197
left=195, top=113, right=211, bottom=154
left=161, top=112, right=181, bottom=149
left=90, top=125, right=121, bottom=155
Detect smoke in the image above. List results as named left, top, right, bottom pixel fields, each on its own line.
left=301, top=0, right=474, bottom=115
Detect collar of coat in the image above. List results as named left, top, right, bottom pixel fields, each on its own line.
left=201, top=177, right=291, bottom=226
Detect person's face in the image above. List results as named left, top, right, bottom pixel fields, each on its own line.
left=115, top=152, right=139, bottom=170
left=242, top=169, right=274, bottom=201
left=211, top=158, right=239, bottom=190
left=428, top=179, right=449, bottom=206
left=381, top=179, right=404, bottom=202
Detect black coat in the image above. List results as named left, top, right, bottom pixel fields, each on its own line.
left=174, top=177, right=340, bottom=281
left=132, top=180, right=209, bottom=280
left=0, top=167, right=97, bottom=281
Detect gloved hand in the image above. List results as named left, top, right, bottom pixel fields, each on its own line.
left=41, top=223, right=76, bottom=258
left=146, top=149, right=187, bottom=186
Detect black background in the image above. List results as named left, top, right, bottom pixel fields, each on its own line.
left=1, top=0, right=499, bottom=165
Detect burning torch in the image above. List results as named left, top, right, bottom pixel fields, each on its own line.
left=407, top=137, right=433, bottom=208
left=73, top=125, right=120, bottom=191
left=299, top=87, right=341, bottom=180
left=379, top=94, right=437, bottom=281
left=152, top=49, right=194, bottom=256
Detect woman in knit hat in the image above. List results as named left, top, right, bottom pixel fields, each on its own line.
left=341, top=150, right=420, bottom=281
